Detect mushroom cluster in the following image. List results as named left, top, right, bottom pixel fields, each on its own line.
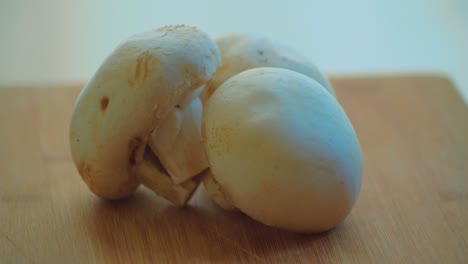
left=70, top=25, right=362, bottom=233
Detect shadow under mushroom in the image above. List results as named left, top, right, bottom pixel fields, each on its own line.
left=82, top=186, right=349, bottom=263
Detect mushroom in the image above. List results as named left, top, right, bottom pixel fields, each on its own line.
left=203, top=67, right=362, bottom=233
left=200, top=33, right=337, bottom=210
left=200, top=33, right=335, bottom=103
left=69, top=25, right=221, bottom=206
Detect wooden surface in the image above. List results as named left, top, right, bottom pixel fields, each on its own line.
left=1, top=75, right=467, bottom=263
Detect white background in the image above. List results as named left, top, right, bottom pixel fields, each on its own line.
left=1, top=0, right=467, bottom=102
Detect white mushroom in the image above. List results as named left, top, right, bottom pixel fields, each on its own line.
left=201, top=33, right=336, bottom=210
left=201, top=33, right=335, bottom=103
left=203, top=67, right=362, bottom=233
left=69, top=25, right=220, bottom=206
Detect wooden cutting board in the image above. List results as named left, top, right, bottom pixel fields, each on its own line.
left=1, top=75, right=467, bottom=263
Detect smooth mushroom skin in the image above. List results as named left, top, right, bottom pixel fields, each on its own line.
left=70, top=25, right=221, bottom=200
left=203, top=68, right=362, bottom=233
left=200, top=33, right=334, bottom=103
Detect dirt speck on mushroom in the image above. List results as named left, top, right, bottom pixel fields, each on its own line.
left=100, top=96, right=109, bottom=111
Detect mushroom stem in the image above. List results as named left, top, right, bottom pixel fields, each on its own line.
left=135, top=148, right=200, bottom=206
left=147, top=96, right=209, bottom=184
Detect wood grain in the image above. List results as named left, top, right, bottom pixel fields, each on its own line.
left=1, top=75, right=467, bottom=263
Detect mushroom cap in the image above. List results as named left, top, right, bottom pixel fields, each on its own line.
left=203, top=67, right=362, bottom=233
left=70, top=25, right=220, bottom=199
left=202, top=33, right=334, bottom=101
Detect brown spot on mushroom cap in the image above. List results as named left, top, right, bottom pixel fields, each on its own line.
left=100, top=96, right=109, bottom=111
left=215, top=64, right=231, bottom=77
left=202, top=64, right=231, bottom=101
left=134, top=51, right=152, bottom=84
